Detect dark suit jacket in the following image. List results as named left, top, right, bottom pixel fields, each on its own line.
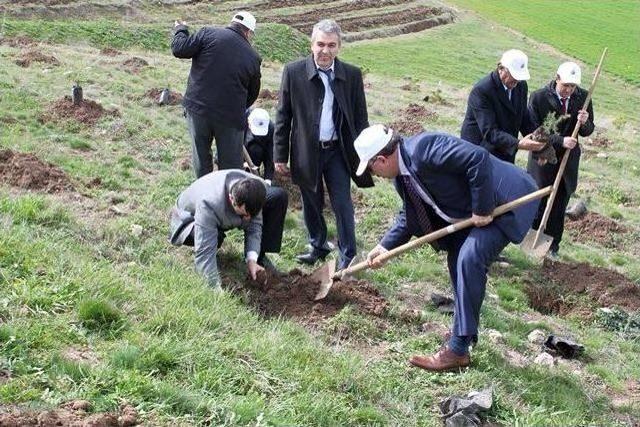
left=527, top=81, right=595, bottom=195
left=274, top=55, right=373, bottom=191
left=461, top=71, right=537, bottom=163
left=172, top=25, right=261, bottom=129
left=380, top=133, right=539, bottom=251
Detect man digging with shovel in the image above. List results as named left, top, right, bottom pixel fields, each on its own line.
left=353, top=125, right=540, bottom=372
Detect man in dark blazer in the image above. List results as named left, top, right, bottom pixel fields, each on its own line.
left=274, top=19, right=373, bottom=270
left=354, top=125, right=539, bottom=372
left=172, top=11, right=261, bottom=177
left=169, top=170, right=288, bottom=289
left=527, top=61, right=594, bottom=257
left=461, top=49, right=544, bottom=163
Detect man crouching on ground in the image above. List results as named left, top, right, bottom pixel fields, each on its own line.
left=169, top=170, right=287, bottom=289
left=353, top=125, right=539, bottom=372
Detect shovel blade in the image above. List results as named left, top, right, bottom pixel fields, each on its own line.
left=312, top=259, right=336, bottom=301
left=520, top=229, right=554, bottom=258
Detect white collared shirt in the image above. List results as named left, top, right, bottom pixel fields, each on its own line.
left=397, top=152, right=463, bottom=223
left=316, top=61, right=336, bottom=142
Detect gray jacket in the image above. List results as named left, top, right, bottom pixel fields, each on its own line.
left=169, top=170, right=264, bottom=285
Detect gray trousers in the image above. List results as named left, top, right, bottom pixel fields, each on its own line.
left=185, top=110, right=244, bottom=178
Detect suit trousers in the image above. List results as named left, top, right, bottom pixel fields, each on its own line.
left=185, top=110, right=244, bottom=178
left=531, top=183, right=569, bottom=252
left=299, top=144, right=356, bottom=268
left=445, top=224, right=510, bottom=338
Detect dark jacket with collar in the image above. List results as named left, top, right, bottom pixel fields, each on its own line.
left=461, top=70, right=537, bottom=163
left=274, top=55, right=373, bottom=191
left=380, top=132, right=539, bottom=251
left=172, top=25, right=261, bottom=129
left=526, top=81, right=594, bottom=195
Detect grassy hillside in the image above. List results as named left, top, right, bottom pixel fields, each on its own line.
left=1, top=3, right=639, bottom=426
left=447, top=0, right=640, bottom=85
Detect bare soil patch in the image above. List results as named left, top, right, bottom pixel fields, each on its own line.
left=121, top=56, right=149, bottom=74
left=99, top=47, right=121, bottom=56
left=0, top=402, right=138, bottom=427
left=40, top=95, right=119, bottom=126
left=585, top=130, right=612, bottom=148
left=0, top=36, right=36, bottom=48
left=389, top=103, right=437, bottom=136
left=0, top=149, right=74, bottom=193
left=241, top=269, right=388, bottom=324
left=565, top=211, right=628, bottom=248
left=258, top=88, right=279, bottom=101
left=14, top=49, right=59, bottom=67
left=143, top=88, right=183, bottom=106
left=526, top=259, right=640, bottom=315
left=62, top=347, right=100, bottom=366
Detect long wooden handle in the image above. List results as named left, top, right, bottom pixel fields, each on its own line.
left=533, top=48, right=608, bottom=247
left=336, top=185, right=552, bottom=279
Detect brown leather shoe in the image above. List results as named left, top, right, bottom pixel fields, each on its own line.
left=409, top=346, right=470, bottom=372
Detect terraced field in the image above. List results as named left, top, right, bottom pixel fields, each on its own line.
left=0, top=0, right=456, bottom=42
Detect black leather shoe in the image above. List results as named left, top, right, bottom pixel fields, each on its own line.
left=296, top=250, right=328, bottom=265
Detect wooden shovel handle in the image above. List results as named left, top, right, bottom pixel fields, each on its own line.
left=533, top=48, right=608, bottom=246
left=336, top=185, right=552, bottom=278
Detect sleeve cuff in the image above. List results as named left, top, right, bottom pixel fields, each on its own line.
left=246, top=251, right=259, bottom=263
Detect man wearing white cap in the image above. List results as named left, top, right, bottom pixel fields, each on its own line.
left=461, top=49, right=544, bottom=163
left=172, top=12, right=261, bottom=177
left=244, top=108, right=275, bottom=184
left=353, top=125, right=539, bottom=372
left=527, top=61, right=594, bottom=257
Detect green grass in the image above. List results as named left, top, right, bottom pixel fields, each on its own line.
left=1, top=5, right=639, bottom=425
left=1, top=19, right=309, bottom=63
left=448, top=0, right=640, bottom=85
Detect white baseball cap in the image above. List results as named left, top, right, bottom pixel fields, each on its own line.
left=500, top=49, right=530, bottom=81
left=248, top=108, right=270, bottom=136
left=556, top=61, right=581, bottom=85
left=231, top=11, right=256, bottom=32
left=355, top=124, right=394, bottom=176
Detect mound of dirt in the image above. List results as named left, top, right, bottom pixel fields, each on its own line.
left=526, top=259, right=640, bottom=315
left=565, top=211, right=628, bottom=248
left=0, top=36, right=36, bottom=48
left=0, top=402, right=138, bottom=427
left=389, top=103, right=437, bottom=136
left=0, top=149, right=73, bottom=193
left=585, top=130, right=612, bottom=148
left=41, top=95, right=119, bottom=126
left=242, top=268, right=388, bottom=323
left=100, top=47, right=121, bottom=56
left=258, top=88, right=279, bottom=101
left=144, top=88, right=183, bottom=106
left=14, top=49, right=59, bottom=67
left=121, top=56, right=148, bottom=74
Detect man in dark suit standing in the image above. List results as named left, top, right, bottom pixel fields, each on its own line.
left=172, top=12, right=262, bottom=177
left=274, top=19, right=373, bottom=270
left=461, top=49, right=544, bottom=163
left=354, top=125, right=539, bottom=372
left=527, top=62, right=594, bottom=257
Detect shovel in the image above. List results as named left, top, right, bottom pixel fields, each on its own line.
left=242, top=145, right=260, bottom=176
left=521, top=47, right=607, bottom=258
left=313, top=186, right=552, bottom=300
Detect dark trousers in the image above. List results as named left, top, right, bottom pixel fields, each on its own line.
left=184, top=186, right=288, bottom=257
left=445, top=224, right=510, bottom=338
left=185, top=110, right=244, bottom=178
left=260, top=186, right=288, bottom=257
left=299, top=145, right=356, bottom=269
left=532, top=183, right=570, bottom=252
